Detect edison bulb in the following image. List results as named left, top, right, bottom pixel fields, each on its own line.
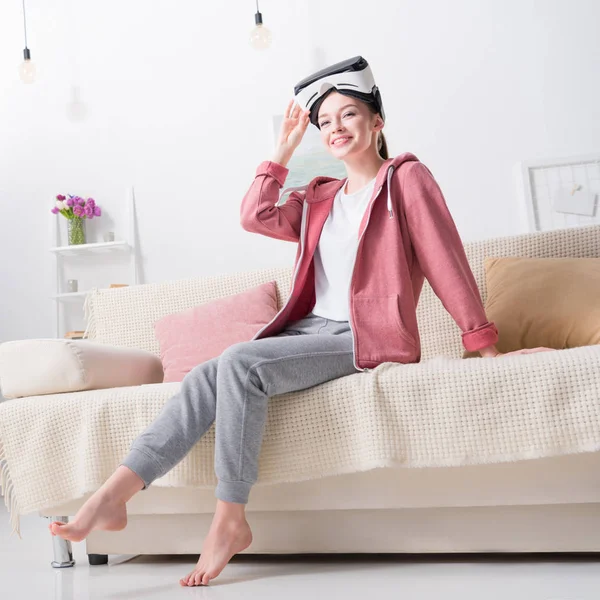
left=19, top=59, right=36, bottom=84
left=249, top=24, right=272, bottom=50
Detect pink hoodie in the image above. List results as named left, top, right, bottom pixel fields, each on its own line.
left=240, top=152, right=498, bottom=371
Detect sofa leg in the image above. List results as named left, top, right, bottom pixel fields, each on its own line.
left=88, top=554, right=108, bottom=566
left=48, top=516, right=76, bottom=568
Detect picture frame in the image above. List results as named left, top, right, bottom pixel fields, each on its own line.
left=516, top=153, right=600, bottom=232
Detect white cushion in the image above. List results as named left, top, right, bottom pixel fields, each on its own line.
left=0, top=339, right=164, bottom=399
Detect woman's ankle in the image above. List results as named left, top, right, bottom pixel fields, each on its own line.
left=214, top=499, right=247, bottom=521
left=100, top=465, right=145, bottom=504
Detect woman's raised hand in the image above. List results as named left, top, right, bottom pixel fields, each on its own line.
left=272, top=100, right=311, bottom=167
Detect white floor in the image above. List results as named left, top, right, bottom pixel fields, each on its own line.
left=2, top=504, right=600, bottom=600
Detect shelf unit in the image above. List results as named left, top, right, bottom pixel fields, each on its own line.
left=50, top=188, right=140, bottom=338
left=49, top=240, right=130, bottom=255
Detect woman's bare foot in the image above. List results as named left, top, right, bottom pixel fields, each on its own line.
left=48, top=465, right=144, bottom=543
left=48, top=491, right=127, bottom=542
left=180, top=500, right=253, bottom=587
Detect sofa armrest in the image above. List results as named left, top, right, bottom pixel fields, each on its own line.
left=0, top=339, right=164, bottom=399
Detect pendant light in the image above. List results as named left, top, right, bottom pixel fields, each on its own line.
left=19, top=0, right=36, bottom=83
left=249, top=0, right=272, bottom=50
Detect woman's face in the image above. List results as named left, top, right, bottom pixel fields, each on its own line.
left=316, top=91, right=383, bottom=159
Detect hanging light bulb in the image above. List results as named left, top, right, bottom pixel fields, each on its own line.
left=249, top=0, right=272, bottom=50
left=19, top=0, right=36, bottom=84
left=20, top=48, right=36, bottom=84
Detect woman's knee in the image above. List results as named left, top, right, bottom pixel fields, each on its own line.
left=182, top=355, right=219, bottom=383
left=219, top=341, right=255, bottom=363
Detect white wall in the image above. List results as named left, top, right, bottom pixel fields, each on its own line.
left=1, top=0, right=598, bottom=342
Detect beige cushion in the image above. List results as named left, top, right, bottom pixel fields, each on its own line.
left=0, top=339, right=164, bottom=399
left=464, top=257, right=600, bottom=357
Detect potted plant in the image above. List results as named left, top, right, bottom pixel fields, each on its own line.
left=51, top=194, right=102, bottom=245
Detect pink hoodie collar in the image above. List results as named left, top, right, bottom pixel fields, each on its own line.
left=278, top=152, right=420, bottom=218
left=308, top=152, right=419, bottom=201
left=306, top=152, right=420, bottom=218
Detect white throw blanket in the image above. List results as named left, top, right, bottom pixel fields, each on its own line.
left=2, top=346, right=600, bottom=537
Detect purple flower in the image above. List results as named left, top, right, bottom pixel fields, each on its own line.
left=56, top=194, right=66, bottom=201
left=78, top=197, right=86, bottom=206
left=86, top=198, right=96, bottom=209
left=93, top=206, right=102, bottom=217
left=85, top=205, right=94, bottom=218
left=66, top=197, right=75, bottom=207
left=73, top=205, right=84, bottom=217
left=51, top=207, right=59, bottom=214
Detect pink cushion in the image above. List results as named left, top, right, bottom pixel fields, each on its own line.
left=154, top=281, right=278, bottom=383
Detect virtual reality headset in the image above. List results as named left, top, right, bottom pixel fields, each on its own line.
left=293, top=56, right=385, bottom=128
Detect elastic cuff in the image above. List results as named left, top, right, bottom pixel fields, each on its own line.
left=215, top=479, right=252, bottom=504
left=121, top=447, right=165, bottom=490
left=256, top=160, right=289, bottom=186
left=462, top=322, right=499, bottom=352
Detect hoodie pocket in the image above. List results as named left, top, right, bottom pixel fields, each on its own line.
left=392, top=293, right=418, bottom=347
left=353, top=295, right=418, bottom=362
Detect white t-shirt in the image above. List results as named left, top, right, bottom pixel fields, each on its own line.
left=311, top=177, right=377, bottom=321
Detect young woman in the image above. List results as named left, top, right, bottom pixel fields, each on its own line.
left=48, top=57, right=553, bottom=587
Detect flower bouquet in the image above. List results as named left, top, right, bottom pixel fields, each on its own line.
left=51, top=194, right=102, bottom=245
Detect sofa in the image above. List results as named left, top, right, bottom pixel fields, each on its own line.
left=1, top=223, right=600, bottom=568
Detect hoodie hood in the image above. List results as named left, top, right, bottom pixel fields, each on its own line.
left=306, top=152, right=420, bottom=219
left=278, top=152, right=420, bottom=218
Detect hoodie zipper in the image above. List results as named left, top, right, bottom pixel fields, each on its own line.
left=253, top=201, right=310, bottom=340
left=348, top=180, right=387, bottom=372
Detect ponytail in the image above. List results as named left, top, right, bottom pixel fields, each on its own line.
left=377, top=131, right=389, bottom=160
left=364, top=100, right=389, bottom=159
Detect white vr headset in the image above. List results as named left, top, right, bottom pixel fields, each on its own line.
left=292, top=56, right=385, bottom=128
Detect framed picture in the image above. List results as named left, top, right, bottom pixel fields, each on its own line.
left=517, top=153, right=600, bottom=232
left=270, top=114, right=346, bottom=204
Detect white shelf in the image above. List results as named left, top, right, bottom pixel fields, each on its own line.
left=49, top=240, right=129, bottom=255
left=52, top=291, right=90, bottom=301
left=51, top=187, right=139, bottom=338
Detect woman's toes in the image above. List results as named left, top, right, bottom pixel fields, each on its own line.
left=202, top=573, right=211, bottom=585
left=194, top=572, right=204, bottom=586
left=50, top=521, right=65, bottom=532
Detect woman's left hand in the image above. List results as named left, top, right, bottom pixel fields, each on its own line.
left=495, top=347, right=556, bottom=357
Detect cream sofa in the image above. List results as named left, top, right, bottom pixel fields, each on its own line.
left=1, top=223, right=600, bottom=568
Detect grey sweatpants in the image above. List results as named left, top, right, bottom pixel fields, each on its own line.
left=121, top=312, right=359, bottom=504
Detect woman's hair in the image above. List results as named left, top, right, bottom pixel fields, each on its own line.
left=378, top=130, right=389, bottom=160
left=363, top=101, right=388, bottom=159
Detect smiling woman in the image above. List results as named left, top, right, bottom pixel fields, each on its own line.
left=316, top=93, right=389, bottom=164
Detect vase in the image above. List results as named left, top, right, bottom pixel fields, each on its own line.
left=68, top=217, right=86, bottom=245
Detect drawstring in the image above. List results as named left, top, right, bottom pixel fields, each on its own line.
left=386, top=165, right=394, bottom=218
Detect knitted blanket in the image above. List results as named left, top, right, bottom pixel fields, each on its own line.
left=2, top=345, right=600, bottom=537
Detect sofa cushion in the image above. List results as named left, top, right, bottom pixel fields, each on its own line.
left=464, top=257, right=600, bottom=357
left=0, top=339, right=164, bottom=399
left=154, top=280, right=278, bottom=383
